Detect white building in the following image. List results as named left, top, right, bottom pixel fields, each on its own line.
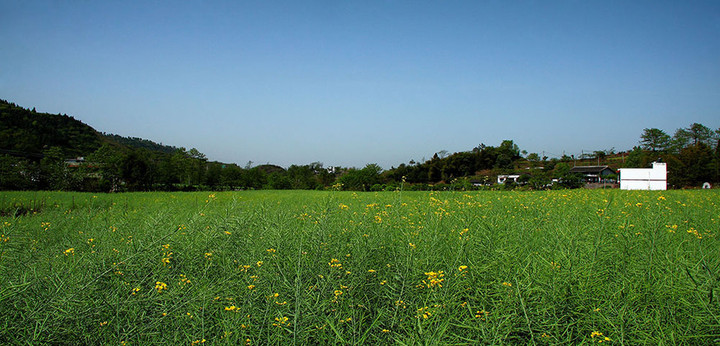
left=619, top=162, right=667, bottom=190
left=497, top=174, right=520, bottom=184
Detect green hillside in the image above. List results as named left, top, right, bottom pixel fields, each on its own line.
left=0, top=99, right=179, bottom=158
left=103, top=133, right=178, bottom=154
left=0, top=99, right=105, bottom=157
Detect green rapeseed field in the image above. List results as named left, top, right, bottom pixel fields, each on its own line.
left=0, top=189, right=718, bottom=344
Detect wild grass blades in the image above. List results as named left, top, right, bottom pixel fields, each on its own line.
left=0, top=189, right=718, bottom=344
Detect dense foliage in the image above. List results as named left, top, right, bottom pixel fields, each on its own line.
left=103, top=134, right=179, bottom=154
left=2, top=99, right=719, bottom=191
left=0, top=190, right=718, bottom=344
left=0, top=99, right=104, bottom=157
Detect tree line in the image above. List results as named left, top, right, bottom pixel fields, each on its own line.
left=1, top=99, right=719, bottom=191
left=630, top=123, right=720, bottom=187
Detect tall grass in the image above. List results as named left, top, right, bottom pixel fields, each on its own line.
left=0, top=189, right=718, bottom=344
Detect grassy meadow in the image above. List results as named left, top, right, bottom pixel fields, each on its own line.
left=0, top=189, right=718, bottom=344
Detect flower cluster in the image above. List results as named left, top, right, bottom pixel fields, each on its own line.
left=590, top=331, right=611, bottom=343
left=416, top=304, right=443, bottom=320
left=273, top=316, right=290, bottom=327
left=179, top=274, right=191, bottom=287
left=474, top=309, right=489, bottom=320
left=155, top=281, right=168, bottom=292
left=422, top=271, right=445, bottom=288
left=328, top=258, right=342, bottom=269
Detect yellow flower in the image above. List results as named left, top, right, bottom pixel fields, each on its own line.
left=247, top=285, right=255, bottom=290
left=423, top=271, right=445, bottom=288
left=458, top=265, right=468, bottom=272
left=475, top=310, right=489, bottom=319
left=328, top=258, right=342, bottom=268
left=64, top=248, right=75, bottom=256
left=155, top=281, right=168, bottom=292
left=273, top=316, right=289, bottom=327
left=256, top=261, right=263, bottom=267
left=502, top=282, right=512, bottom=287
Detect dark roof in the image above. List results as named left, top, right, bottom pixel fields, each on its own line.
left=569, top=166, right=615, bottom=174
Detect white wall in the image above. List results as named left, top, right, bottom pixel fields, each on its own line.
left=619, top=162, right=666, bottom=190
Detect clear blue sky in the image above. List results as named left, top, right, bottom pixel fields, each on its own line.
left=2, top=1, right=718, bottom=169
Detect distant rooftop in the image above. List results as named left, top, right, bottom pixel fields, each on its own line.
left=570, top=166, right=615, bottom=174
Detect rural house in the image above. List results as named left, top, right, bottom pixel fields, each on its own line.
left=569, top=165, right=616, bottom=183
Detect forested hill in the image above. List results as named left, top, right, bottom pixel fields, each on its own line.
left=102, top=134, right=178, bottom=154
left=0, top=99, right=105, bottom=157
left=0, top=99, right=177, bottom=158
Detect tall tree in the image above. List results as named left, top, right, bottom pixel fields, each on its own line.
left=673, top=123, right=715, bottom=150
left=640, top=128, right=671, bottom=152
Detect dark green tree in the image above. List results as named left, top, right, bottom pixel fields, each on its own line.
left=39, top=146, right=67, bottom=190
left=640, top=128, right=671, bottom=152
left=120, top=150, right=153, bottom=191
left=672, top=143, right=713, bottom=187
left=88, top=144, right=124, bottom=192
left=0, top=155, right=36, bottom=190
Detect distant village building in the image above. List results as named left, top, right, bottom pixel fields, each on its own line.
left=64, top=157, right=85, bottom=168
left=497, top=174, right=520, bottom=184
left=619, top=162, right=667, bottom=190
left=569, top=165, right=616, bottom=183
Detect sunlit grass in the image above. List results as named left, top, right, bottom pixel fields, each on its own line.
left=0, top=189, right=718, bottom=344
